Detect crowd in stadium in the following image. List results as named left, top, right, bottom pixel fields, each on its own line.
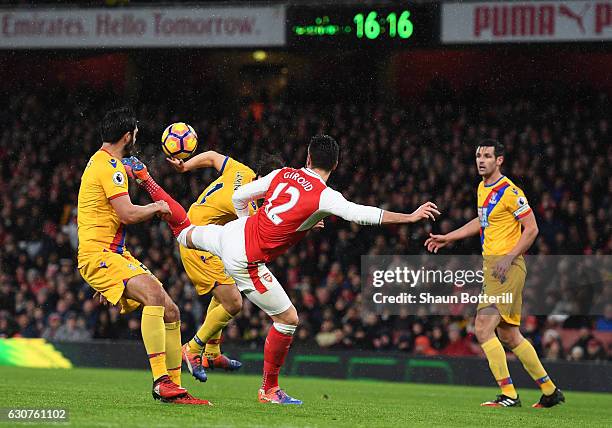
left=0, top=84, right=610, bottom=362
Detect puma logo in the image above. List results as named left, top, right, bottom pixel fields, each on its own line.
left=558, top=4, right=590, bottom=33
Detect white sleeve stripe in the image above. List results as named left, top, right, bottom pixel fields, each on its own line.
left=513, top=204, right=531, bottom=217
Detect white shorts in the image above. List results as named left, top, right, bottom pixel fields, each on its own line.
left=189, top=217, right=292, bottom=316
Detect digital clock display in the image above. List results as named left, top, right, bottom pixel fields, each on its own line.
left=288, top=5, right=438, bottom=49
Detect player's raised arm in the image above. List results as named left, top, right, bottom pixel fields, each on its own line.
left=319, top=188, right=440, bottom=226
left=232, top=169, right=280, bottom=217
left=166, top=150, right=227, bottom=173
left=381, top=202, right=441, bottom=224
left=424, top=217, right=480, bottom=253
left=110, top=194, right=171, bottom=224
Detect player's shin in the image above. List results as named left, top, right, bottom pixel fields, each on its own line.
left=189, top=297, right=232, bottom=357
left=512, top=340, right=557, bottom=395
left=142, top=306, right=168, bottom=381
left=482, top=337, right=517, bottom=399
left=165, top=320, right=182, bottom=386
left=203, top=336, right=222, bottom=359
left=203, top=297, right=223, bottom=357
left=139, top=176, right=191, bottom=237
left=262, top=323, right=296, bottom=393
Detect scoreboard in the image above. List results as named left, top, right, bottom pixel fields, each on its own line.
left=287, top=5, right=439, bottom=49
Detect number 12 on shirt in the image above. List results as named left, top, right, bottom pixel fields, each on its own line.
left=264, top=183, right=300, bottom=225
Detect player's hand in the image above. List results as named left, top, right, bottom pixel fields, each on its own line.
left=307, top=220, right=324, bottom=235
left=166, top=157, right=188, bottom=173
left=93, top=291, right=111, bottom=306
left=155, top=200, right=172, bottom=219
left=493, top=255, right=514, bottom=283
left=424, top=233, right=450, bottom=253
left=409, top=202, right=440, bottom=223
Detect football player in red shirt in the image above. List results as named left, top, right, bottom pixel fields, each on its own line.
left=127, top=135, right=439, bottom=404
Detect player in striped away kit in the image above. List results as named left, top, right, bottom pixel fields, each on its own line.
left=426, top=139, right=565, bottom=408
left=77, top=107, right=209, bottom=405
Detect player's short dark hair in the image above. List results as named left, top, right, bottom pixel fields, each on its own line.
left=100, top=106, right=137, bottom=143
left=308, top=134, right=339, bottom=172
left=477, top=139, right=505, bottom=157
left=255, top=153, right=284, bottom=177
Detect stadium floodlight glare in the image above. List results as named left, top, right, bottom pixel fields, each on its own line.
left=253, top=50, right=267, bottom=62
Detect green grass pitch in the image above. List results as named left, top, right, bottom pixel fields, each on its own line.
left=2, top=367, right=610, bottom=427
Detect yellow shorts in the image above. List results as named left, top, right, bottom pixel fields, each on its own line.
left=477, top=256, right=526, bottom=326
left=179, top=245, right=235, bottom=296
left=78, top=250, right=160, bottom=314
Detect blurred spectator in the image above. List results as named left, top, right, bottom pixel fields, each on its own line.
left=567, top=346, right=585, bottom=362
left=584, top=339, right=607, bottom=362
left=414, top=336, right=438, bottom=356
left=54, top=312, right=92, bottom=342
left=117, top=317, right=142, bottom=341
left=15, top=311, right=39, bottom=338
left=595, top=304, right=612, bottom=332
left=41, top=313, right=62, bottom=341
left=441, top=325, right=477, bottom=356
left=315, top=320, right=339, bottom=348
left=521, top=316, right=543, bottom=355
left=430, top=325, right=448, bottom=351
left=570, top=327, right=596, bottom=355
left=543, top=337, right=565, bottom=361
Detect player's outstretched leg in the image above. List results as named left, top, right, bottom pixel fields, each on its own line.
left=122, top=156, right=192, bottom=237
left=499, top=325, right=565, bottom=408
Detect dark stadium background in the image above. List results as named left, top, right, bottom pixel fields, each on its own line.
left=0, top=0, right=610, bottom=385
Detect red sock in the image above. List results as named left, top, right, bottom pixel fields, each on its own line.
left=262, top=326, right=293, bottom=392
left=140, top=178, right=191, bottom=237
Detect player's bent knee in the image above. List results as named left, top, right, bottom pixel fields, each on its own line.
left=475, top=325, right=493, bottom=343
left=474, top=307, right=500, bottom=343
left=496, top=333, right=511, bottom=347
left=475, top=319, right=495, bottom=343
left=164, top=301, right=180, bottom=323
left=125, top=275, right=165, bottom=307
left=497, top=327, right=522, bottom=349
left=143, top=286, right=165, bottom=307
left=224, top=297, right=242, bottom=316
left=177, top=226, right=197, bottom=249
left=272, top=306, right=298, bottom=327
left=214, top=284, right=243, bottom=315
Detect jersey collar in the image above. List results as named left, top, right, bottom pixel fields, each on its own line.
left=99, top=148, right=116, bottom=158
left=483, top=175, right=506, bottom=188
left=301, top=167, right=326, bottom=185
